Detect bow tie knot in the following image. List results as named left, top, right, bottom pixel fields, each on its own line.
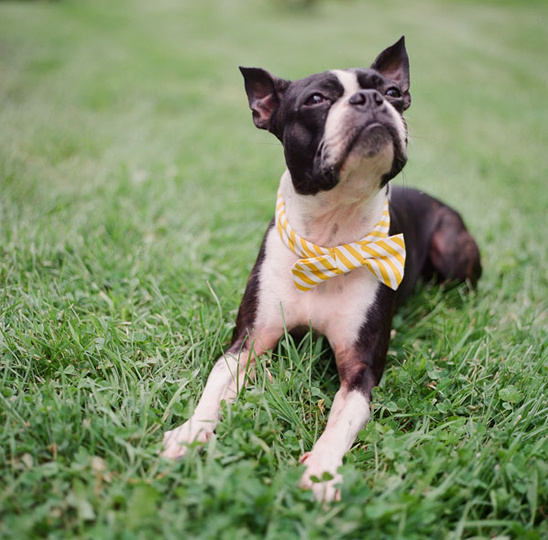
left=275, top=192, right=406, bottom=292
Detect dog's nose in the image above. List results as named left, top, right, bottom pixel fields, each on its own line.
left=349, top=90, right=384, bottom=108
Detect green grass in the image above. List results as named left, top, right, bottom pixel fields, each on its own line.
left=1, top=0, right=547, bottom=538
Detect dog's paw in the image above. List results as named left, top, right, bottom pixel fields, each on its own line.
left=161, top=419, right=213, bottom=459
left=298, top=451, right=343, bottom=503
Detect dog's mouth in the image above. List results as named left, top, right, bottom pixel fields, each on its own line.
left=315, top=121, right=396, bottom=182
left=348, top=122, right=394, bottom=157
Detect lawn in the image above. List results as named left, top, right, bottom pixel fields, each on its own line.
left=1, top=0, right=547, bottom=538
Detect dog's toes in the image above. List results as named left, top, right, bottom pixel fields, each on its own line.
left=299, top=469, right=342, bottom=503
left=298, top=451, right=343, bottom=503
left=160, top=420, right=213, bottom=460
left=160, top=443, right=187, bottom=460
left=160, top=429, right=189, bottom=459
left=312, top=482, right=342, bottom=503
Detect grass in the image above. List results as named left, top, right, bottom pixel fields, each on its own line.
left=0, top=0, right=547, bottom=537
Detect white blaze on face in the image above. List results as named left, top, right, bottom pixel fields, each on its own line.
left=320, top=69, right=407, bottom=175
left=320, top=70, right=361, bottom=168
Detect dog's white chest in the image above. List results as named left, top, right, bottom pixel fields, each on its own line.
left=254, top=227, right=380, bottom=349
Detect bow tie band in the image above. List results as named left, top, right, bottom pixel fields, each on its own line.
left=275, top=191, right=406, bottom=292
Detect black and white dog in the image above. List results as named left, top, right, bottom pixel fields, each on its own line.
left=162, top=37, right=481, bottom=502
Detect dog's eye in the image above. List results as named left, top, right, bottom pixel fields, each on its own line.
left=385, top=87, right=402, bottom=99
left=304, top=93, right=327, bottom=106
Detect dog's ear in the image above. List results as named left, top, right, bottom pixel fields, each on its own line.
left=239, top=67, right=289, bottom=139
left=371, top=36, right=411, bottom=110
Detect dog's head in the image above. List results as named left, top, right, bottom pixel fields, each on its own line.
left=240, top=37, right=411, bottom=196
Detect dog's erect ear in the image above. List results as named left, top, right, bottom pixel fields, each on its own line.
left=239, top=67, right=289, bottom=139
left=371, top=36, right=411, bottom=110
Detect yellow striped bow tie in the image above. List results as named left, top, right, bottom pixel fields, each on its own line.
left=275, top=191, right=406, bottom=292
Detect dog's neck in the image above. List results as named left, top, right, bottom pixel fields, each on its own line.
left=278, top=169, right=389, bottom=248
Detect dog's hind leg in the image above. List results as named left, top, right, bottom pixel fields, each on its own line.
left=427, top=205, right=482, bottom=287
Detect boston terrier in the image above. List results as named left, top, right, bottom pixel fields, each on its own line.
left=162, top=37, right=481, bottom=502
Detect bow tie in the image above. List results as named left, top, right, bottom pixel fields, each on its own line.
left=275, top=191, right=406, bottom=292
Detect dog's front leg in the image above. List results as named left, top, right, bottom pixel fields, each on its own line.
left=162, top=232, right=282, bottom=459
left=299, top=339, right=387, bottom=502
left=161, top=347, right=253, bottom=458
left=161, top=315, right=282, bottom=459
left=160, top=314, right=283, bottom=460
left=299, top=385, right=371, bottom=502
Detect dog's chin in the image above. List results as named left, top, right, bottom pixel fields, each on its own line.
left=311, top=124, right=399, bottom=193
left=338, top=123, right=395, bottom=179
left=350, top=123, right=394, bottom=159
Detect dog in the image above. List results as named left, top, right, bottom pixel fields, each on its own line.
left=162, top=37, right=481, bottom=502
